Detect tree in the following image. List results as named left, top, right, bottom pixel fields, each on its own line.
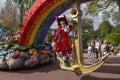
left=114, top=24, right=120, bottom=33
left=12, top=0, right=35, bottom=23
left=112, top=12, right=120, bottom=25
left=105, top=33, right=120, bottom=46
left=96, top=20, right=113, bottom=38
left=81, top=18, right=94, bottom=32
left=86, top=0, right=120, bottom=15
left=81, top=18, right=95, bottom=43
left=85, top=0, right=120, bottom=24
left=84, top=0, right=120, bottom=46
left=0, top=0, right=20, bottom=31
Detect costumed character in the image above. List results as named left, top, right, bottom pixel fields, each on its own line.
left=52, top=15, right=73, bottom=66
left=10, top=31, right=21, bottom=43
left=14, top=31, right=21, bottom=42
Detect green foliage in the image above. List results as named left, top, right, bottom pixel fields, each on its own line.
left=86, top=0, right=120, bottom=17
left=45, top=30, right=54, bottom=42
left=12, top=0, right=35, bottom=24
left=81, top=18, right=95, bottom=41
left=86, top=0, right=120, bottom=46
left=105, top=33, right=120, bottom=46
left=82, top=18, right=94, bottom=32
left=87, top=0, right=99, bottom=15
left=112, top=12, right=120, bottom=25
left=96, top=20, right=113, bottom=38
left=114, top=24, right=120, bottom=33
left=102, top=11, right=111, bottom=21
left=0, top=0, right=20, bottom=31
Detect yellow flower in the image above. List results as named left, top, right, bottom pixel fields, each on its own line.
left=29, top=48, right=37, bottom=55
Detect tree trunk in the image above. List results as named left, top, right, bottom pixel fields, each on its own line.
left=117, top=0, right=120, bottom=12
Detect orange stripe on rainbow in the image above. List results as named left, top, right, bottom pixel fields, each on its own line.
left=18, top=0, right=67, bottom=46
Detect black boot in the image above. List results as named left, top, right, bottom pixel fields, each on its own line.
left=64, top=59, right=70, bottom=67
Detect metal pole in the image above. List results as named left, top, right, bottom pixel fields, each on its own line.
left=77, top=0, right=83, bottom=62
left=71, top=0, right=83, bottom=65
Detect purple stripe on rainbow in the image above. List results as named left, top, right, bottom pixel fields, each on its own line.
left=33, top=1, right=71, bottom=46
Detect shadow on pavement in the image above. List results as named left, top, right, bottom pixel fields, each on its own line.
left=105, top=57, right=120, bottom=64
left=94, top=65, right=120, bottom=74
left=80, top=74, right=120, bottom=80
left=2, top=61, right=60, bottom=74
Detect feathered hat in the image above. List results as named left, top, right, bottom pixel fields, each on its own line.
left=55, top=15, right=68, bottom=25
left=56, top=15, right=66, bottom=22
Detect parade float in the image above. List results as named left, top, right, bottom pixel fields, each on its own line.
left=0, top=34, right=55, bottom=70
left=0, top=0, right=110, bottom=75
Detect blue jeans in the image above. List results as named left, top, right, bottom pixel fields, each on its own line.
left=88, top=50, right=92, bottom=61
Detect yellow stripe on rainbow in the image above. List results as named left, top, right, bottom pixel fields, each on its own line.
left=27, top=0, right=67, bottom=45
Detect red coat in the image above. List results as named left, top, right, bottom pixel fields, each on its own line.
left=52, top=26, right=72, bottom=52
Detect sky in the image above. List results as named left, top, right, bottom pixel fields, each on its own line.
left=0, top=0, right=6, bottom=10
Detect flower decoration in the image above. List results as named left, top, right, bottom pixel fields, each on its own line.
left=29, top=48, right=37, bottom=55
left=4, top=44, right=9, bottom=49
left=14, top=50, right=20, bottom=56
left=40, top=49, right=48, bottom=55
left=31, top=55, right=38, bottom=62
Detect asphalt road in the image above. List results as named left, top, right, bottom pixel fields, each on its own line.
left=0, top=54, right=120, bottom=80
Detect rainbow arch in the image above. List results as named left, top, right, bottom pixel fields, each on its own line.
left=18, top=0, right=91, bottom=46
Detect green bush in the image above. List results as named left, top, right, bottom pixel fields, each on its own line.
left=105, top=33, right=120, bottom=46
